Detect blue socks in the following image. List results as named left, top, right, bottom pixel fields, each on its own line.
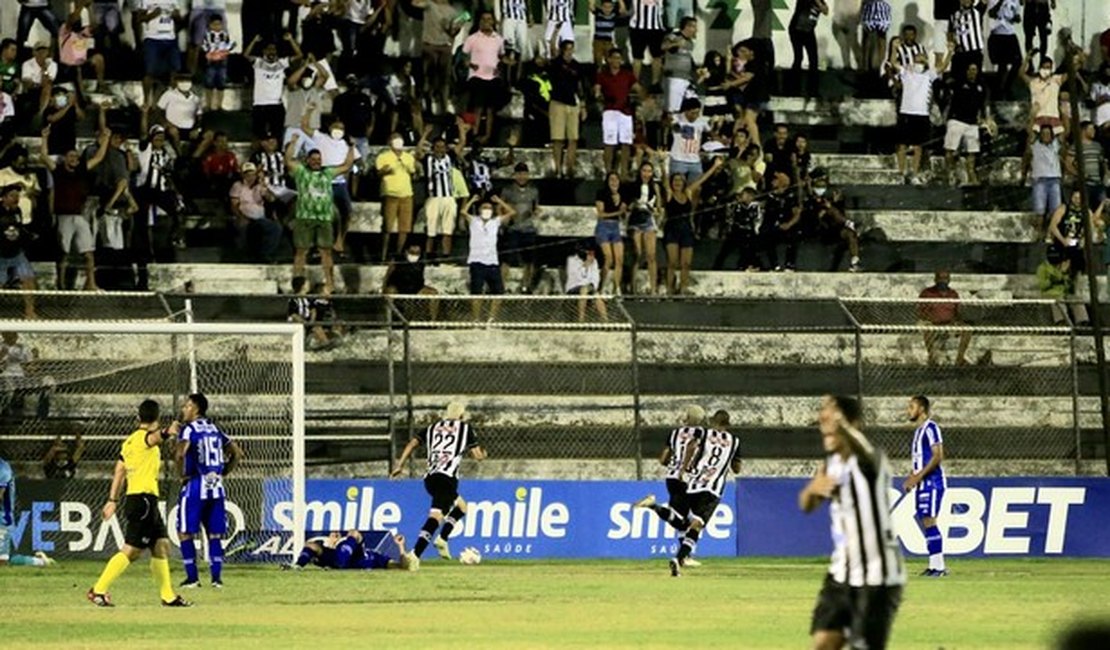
left=181, top=538, right=199, bottom=583
left=295, top=547, right=316, bottom=568
left=209, top=538, right=223, bottom=583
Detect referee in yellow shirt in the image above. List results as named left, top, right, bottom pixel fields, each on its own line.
left=88, top=399, right=191, bottom=607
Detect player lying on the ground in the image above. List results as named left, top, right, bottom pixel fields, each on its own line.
left=287, top=531, right=415, bottom=571
left=1, top=457, right=56, bottom=568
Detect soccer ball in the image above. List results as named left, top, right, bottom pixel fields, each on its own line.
left=459, top=547, right=482, bottom=565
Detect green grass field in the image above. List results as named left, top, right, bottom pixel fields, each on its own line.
left=3, top=558, right=1109, bottom=649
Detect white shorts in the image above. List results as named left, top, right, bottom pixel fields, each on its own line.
left=99, top=213, right=125, bottom=250
left=502, top=17, right=533, bottom=61
left=1096, top=103, right=1110, bottom=130
left=58, top=214, right=96, bottom=254
left=424, top=196, right=458, bottom=237
left=933, top=19, right=950, bottom=52
left=544, top=20, right=575, bottom=53
left=944, top=119, right=981, bottom=153
left=665, top=77, right=692, bottom=113
left=0, top=525, right=9, bottom=561
left=602, top=110, right=634, bottom=146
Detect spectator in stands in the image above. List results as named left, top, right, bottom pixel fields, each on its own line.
left=663, top=157, right=724, bottom=294
left=286, top=134, right=356, bottom=295
left=1092, top=63, right=1110, bottom=142
left=761, top=170, right=802, bottom=272
left=788, top=0, right=828, bottom=98
left=669, top=98, right=708, bottom=181
left=987, top=0, right=1022, bottom=98
left=1038, top=248, right=1089, bottom=326
left=40, top=126, right=101, bottom=291
left=284, top=56, right=328, bottom=159
left=949, top=0, right=987, bottom=81
left=90, top=0, right=126, bottom=56
left=246, top=33, right=303, bottom=140
left=1048, top=187, right=1099, bottom=273
left=1071, top=121, right=1107, bottom=209
left=84, top=124, right=137, bottom=252
left=415, top=136, right=459, bottom=260
left=43, top=433, right=85, bottom=479
left=134, top=121, right=182, bottom=271
left=0, top=40, right=18, bottom=96
left=312, top=117, right=354, bottom=256
left=0, top=331, right=51, bottom=417
left=1021, top=51, right=1067, bottom=137
left=917, top=270, right=973, bottom=365
left=893, top=44, right=952, bottom=185
left=229, top=161, right=281, bottom=263
left=20, top=43, right=57, bottom=118
left=187, top=0, right=229, bottom=73
left=764, top=123, right=794, bottom=186
left=0, top=186, right=37, bottom=318
left=662, top=17, right=697, bottom=117
left=340, top=0, right=373, bottom=57
left=594, top=171, right=627, bottom=294
left=461, top=193, right=516, bottom=320
left=59, top=4, right=106, bottom=93
left=565, top=241, right=607, bottom=321
left=385, top=60, right=424, bottom=136
left=195, top=130, right=240, bottom=199
left=137, top=0, right=185, bottom=106
left=793, top=133, right=813, bottom=189
left=252, top=132, right=292, bottom=210
left=590, top=0, right=625, bottom=66
left=16, top=1, right=60, bottom=52
left=860, top=0, right=892, bottom=73
left=713, top=185, right=761, bottom=271
left=932, top=0, right=958, bottom=68
left=201, top=13, right=235, bottom=112
left=724, top=42, right=765, bottom=142
left=332, top=76, right=375, bottom=181
left=375, top=134, right=416, bottom=262
left=625, top=161, right=662, bottom=294
left=729, top=143, right=765, bottom=193
left=287, top=276, right=345, bottom=349
left=0, top=146, right=41, bottom=228
left=415, top=0, right=462, bottom=116
left=1023, top=0, right=1053, bottom=62
left=462, top=10, right=508, bottom=145
left=1025, top=124, right=1064, bottom=227
left=628, top=0, right=666, bottom=89
left=43, top=88, right=85, bottom=157
left=500, top=162, right=544, bottom=293
left=383, top=241, right=441, bottom=320
left=543, top=0, right=576, bottom=58
left=549, top=39, right=585, bottom=179
left=156, top=74, right=203, bottom=149
left=945, top=63, right=989, bottom=186
left=805, top=171, right=860, bottom=272
left=298, top=0, right=339, bottom=63
left=595, top=48, right=642, bottom=179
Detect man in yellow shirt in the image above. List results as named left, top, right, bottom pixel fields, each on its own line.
left=375, top=133, right=416, bottom=262
left=87, top=399, right=191, bottom=608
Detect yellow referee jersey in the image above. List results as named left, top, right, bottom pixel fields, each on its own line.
left=120, top=427, right=162, bottom=497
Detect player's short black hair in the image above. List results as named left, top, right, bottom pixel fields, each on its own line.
left=830, top=396, right=862, bottom=426
left=711, top=409, right=730, bottom=427
left=188, top=393, right=209, bottom=417
left=912, top=395, right=931, bottom=412
left=138, top=399, right=160, bottom=423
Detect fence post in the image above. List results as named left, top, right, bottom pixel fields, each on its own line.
left=386, top=298, right=397, bottom=473
left=1070, top=326, right=1081, bottom=476
left=631, top=312, right=643, bottom=481
left=836, top=299, right=866, bottom=405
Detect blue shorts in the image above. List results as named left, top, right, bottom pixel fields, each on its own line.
left=175, top=487, right=227, bottom=536
left=595, top=219, right=622, bottom=244
left=915, top=485, right=945, bottom=519
left=143, top=39, right=181, bottom=79
left=204, top=61, right=228, bottom=89
left=358, top=551, right=391, bottom=570
left=0, top=252, right=35, bottom=282
left=669, top=159, right=703, bottom=182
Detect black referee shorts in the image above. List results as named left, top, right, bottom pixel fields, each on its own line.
left=665, top=478, right=690, bottom=517
left=424, top=473, right=460, bottom=514
left=810, top=575, right=903, bottom=650
left=685, top=491, right=720, bottom=526
left=123, top=493, right=168, bottom=550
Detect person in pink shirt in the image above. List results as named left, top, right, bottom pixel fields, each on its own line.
left=462, top=10, right=508, bottom=143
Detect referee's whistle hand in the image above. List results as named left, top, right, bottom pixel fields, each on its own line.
left=101, top=502, right=116, bottom=521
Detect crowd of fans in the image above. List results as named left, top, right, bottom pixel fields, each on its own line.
left=0, top=1, right=1106, bottom=300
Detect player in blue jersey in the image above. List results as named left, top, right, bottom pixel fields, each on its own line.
left=904, top=395, right=948, bottom=577
left=287, top=531, right=415, bottom=571
left=0, top=457, right=56, bottom=568
left=172, top=393, right=244, bottom=588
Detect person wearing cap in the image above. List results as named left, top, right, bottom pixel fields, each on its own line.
left=20, top=42, right=57, bottom=115
left=498, top=161, right=543, bottom=293
left=230, top=162, right=282, bottom=263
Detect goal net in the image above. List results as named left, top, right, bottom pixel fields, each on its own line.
left=0, top=319, right=305, bottom=562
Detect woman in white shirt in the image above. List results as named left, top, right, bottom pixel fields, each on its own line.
left=564, top=243, right=608, bottom=322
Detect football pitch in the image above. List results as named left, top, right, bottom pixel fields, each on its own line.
left=3, top=558, right=1108, bottom=649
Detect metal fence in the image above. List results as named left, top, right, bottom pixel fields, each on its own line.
left=0, top=292, right=1104, bottom=479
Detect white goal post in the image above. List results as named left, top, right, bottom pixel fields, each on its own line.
left=0, top=319, right=308, bottom=556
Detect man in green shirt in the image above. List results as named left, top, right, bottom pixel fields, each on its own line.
left=285, top=133, right=355, bottom=295
left=0, top=40, right=18, bottom=95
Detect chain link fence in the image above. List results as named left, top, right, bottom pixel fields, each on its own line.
left=840, top=298, right=1085, bottom=475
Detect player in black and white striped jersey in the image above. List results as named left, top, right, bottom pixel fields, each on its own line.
left=950, top=0, right=987, bottom=79
left=391, top=402, right=488, bottom=569
left=800, top=396, right=906, bottom=650
left=650, top=409, right=740, bottom=578
left=633, top=406, right=705, bottom=555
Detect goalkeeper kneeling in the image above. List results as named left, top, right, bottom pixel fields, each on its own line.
left=287, top=531, right=416, bottom=571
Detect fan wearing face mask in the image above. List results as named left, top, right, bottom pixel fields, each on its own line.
left=802, top=171, right=860, bottom=273
left=284, top=55, right=329, bottom=159
left=383, top=243, right=441, bottom=320
left=1021, top=50, right=1067, bottom=136
left=892, top=42, right=952, bottom=185
left=156, top=74, right=203, bottom=149
left=459, top=193, right=517, bottom=320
